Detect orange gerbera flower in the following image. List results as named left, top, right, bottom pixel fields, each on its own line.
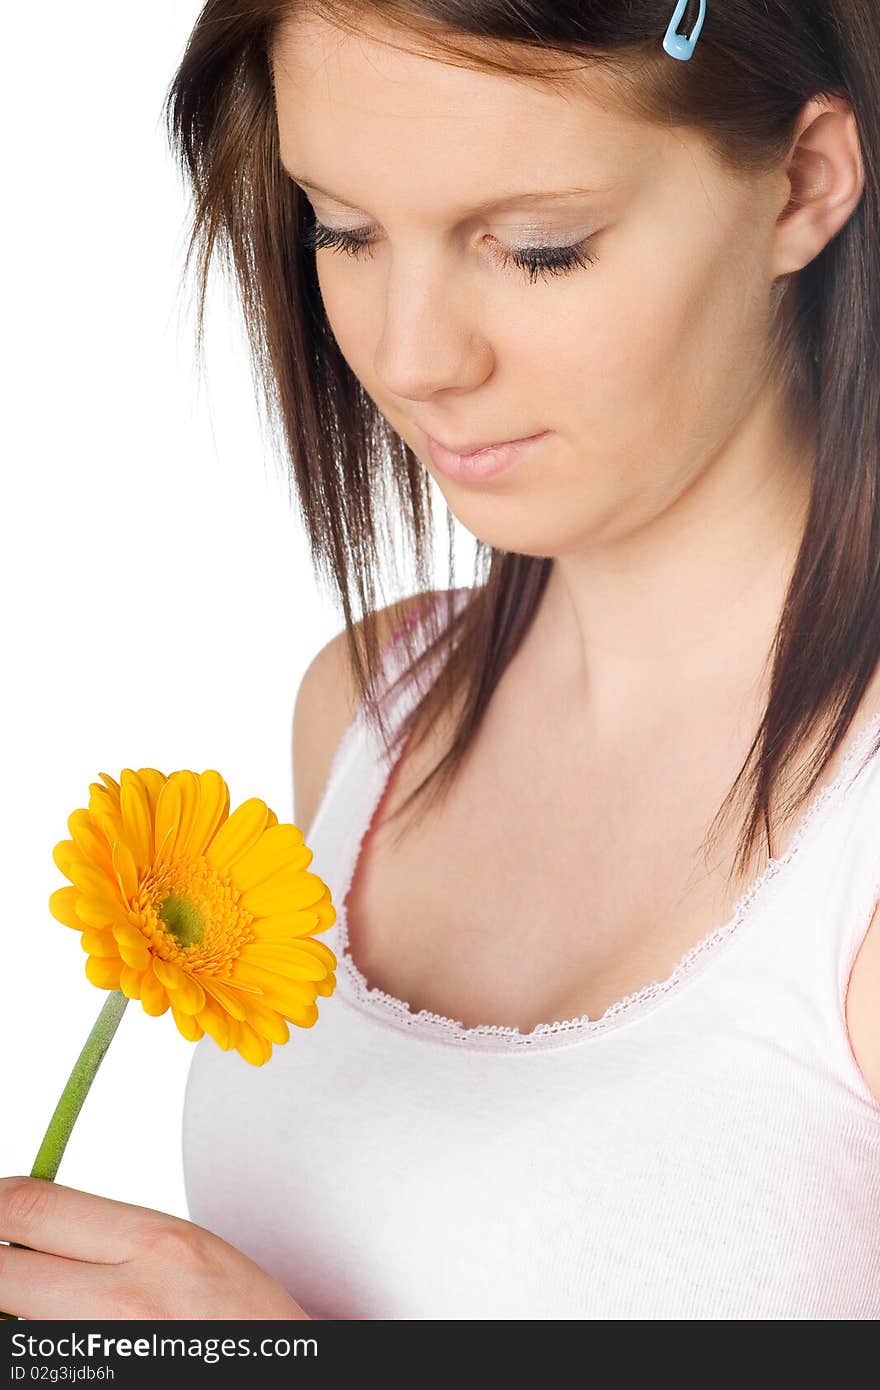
left=48, top=769, right=337, bottom=1066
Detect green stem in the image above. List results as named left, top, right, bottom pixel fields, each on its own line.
left=0, top=988, right=129, bottom=1320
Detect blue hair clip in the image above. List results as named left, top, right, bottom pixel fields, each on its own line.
left=663, top=0, right=706, bottom=61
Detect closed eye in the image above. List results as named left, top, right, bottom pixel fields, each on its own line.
left=299, top=215, right=598, bottom=285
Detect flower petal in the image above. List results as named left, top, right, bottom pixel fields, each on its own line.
left=135, top=768, right=167, bottom=821
left=85, top=955, right=124, bottom=990
left=239, top=994, right=290, bottom=1045
left=67, top=810, right=114, bottom=875
left=75, top=896, right=122, bottom=929
left=195, top=997, right=233, bottom=1050
left=49, top=886, right=86, bottom=929
left=80, top=928, right=119, bottom=957
left=111, top=922, right=151, bottom=970
left=153, top=776, right=182, bottom=866
left=88, top=784, right=124, bottom=845
left=153, top=772, right=201, bottom=864
left=112, top=920, right=149, bottom=949
left=151, top=956, right=186, bottom=990
left=204, top=798, right=271, bottom=873
left=313, top=896, right=337, bottom=933
left=119, top=939, right=152, bottom=970
left=187, top=771, right=231, bottom=858
left=119, top=771, right=154, bottom=873
left=140, top=963, right=170, bottom=1016
left=59, top=858, right=114, bottom=898
left=172, top=771, right=202, bottom=858
left=112, top=840, right=139, bottom=904
left=240, top=869, right=328, bottom=916
left=231, top=824, right=309, bottom=893
left=251, top=908, right=321, bottom=939
left=238, top=943, right=331, bottom=981
left=234, top=1021, right=273, bottom=1066
left=170, top=1004, right=204, bottom=1042
left=268, top=936, right=337, bottom=970
left=119, top=964, right=145, bottom=999
left=52, top=840, right=80, bottom=881
left=282, top=998, right=319, bottom=1028
left=198, top=976, right=248, bottom=1022
left=228, top=961, right=318, bottom=1013
left=150, top=959, right=205, bottom=1015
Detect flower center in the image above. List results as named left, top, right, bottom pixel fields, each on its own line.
left=158, top=893, right=205, bottom=948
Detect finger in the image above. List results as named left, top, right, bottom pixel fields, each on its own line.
left=0, top=1243, right=129, bottom=1321
left=0, top=1177, right=160, bottom=1264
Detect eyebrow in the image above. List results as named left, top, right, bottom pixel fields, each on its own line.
left=281, top=166, right=603, bottom=214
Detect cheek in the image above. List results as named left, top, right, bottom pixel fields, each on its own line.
left=314, top=225, right=765, bottom=465
left=316, top=266, right=374, bottom=358
left=544, top=233, right=768, bottom=462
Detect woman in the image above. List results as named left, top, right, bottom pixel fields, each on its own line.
left=2, top=0, right=877, bottom=1321
left=178, top=0, right=880, bottom=1318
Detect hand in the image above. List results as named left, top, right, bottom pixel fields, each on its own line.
left=0, top=1176, right=311, bottom=1321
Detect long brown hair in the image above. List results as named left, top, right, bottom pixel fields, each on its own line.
left=163, top=1, right=880, bottom=887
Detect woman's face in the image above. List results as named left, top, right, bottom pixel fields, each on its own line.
left=270, top=14, right=796, bottom=557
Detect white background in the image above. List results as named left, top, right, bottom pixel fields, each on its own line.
left=1, top=3, right=467, bottom=1224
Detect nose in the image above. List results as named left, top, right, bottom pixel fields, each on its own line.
left=372, top=259, right=494, bottom=401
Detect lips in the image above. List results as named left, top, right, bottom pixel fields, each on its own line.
left=424, top=428, right=550, bottom=483
left=426, top=431, right=544, bottom=456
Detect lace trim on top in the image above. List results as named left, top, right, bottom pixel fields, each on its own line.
left=333, top=593, right=880, bottom=1053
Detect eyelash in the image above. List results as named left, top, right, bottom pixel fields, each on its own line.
left=299, top=214, right=598, bottom=284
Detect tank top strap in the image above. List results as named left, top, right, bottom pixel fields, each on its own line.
left=804, top=717, right=880, bottom=1097
left=721, top=710, right=880, bottom=1114
left=786, top=711, right=880, bottom=984
left=302, top=588, right=470, bottom=957
left=365, top=589, right=454, bottom=719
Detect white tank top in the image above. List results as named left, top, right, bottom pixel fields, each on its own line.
left=182, top=586, right=880, bottom=1319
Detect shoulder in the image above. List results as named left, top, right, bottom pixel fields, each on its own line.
left=292, top=591, right=442, bottom=840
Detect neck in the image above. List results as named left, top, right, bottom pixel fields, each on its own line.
left=533, top=387, right=814, bottom=733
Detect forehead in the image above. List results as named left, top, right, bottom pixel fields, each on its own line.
left=269, top=14, right=663, bottom=202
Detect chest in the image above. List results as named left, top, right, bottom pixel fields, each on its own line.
left=342, top=705, right=774, bottom=1033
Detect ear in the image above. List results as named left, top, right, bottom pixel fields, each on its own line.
left=771, top=93, right=865, bottom=276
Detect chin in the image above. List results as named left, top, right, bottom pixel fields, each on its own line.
left=443, top=510, right=566, bottom=559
